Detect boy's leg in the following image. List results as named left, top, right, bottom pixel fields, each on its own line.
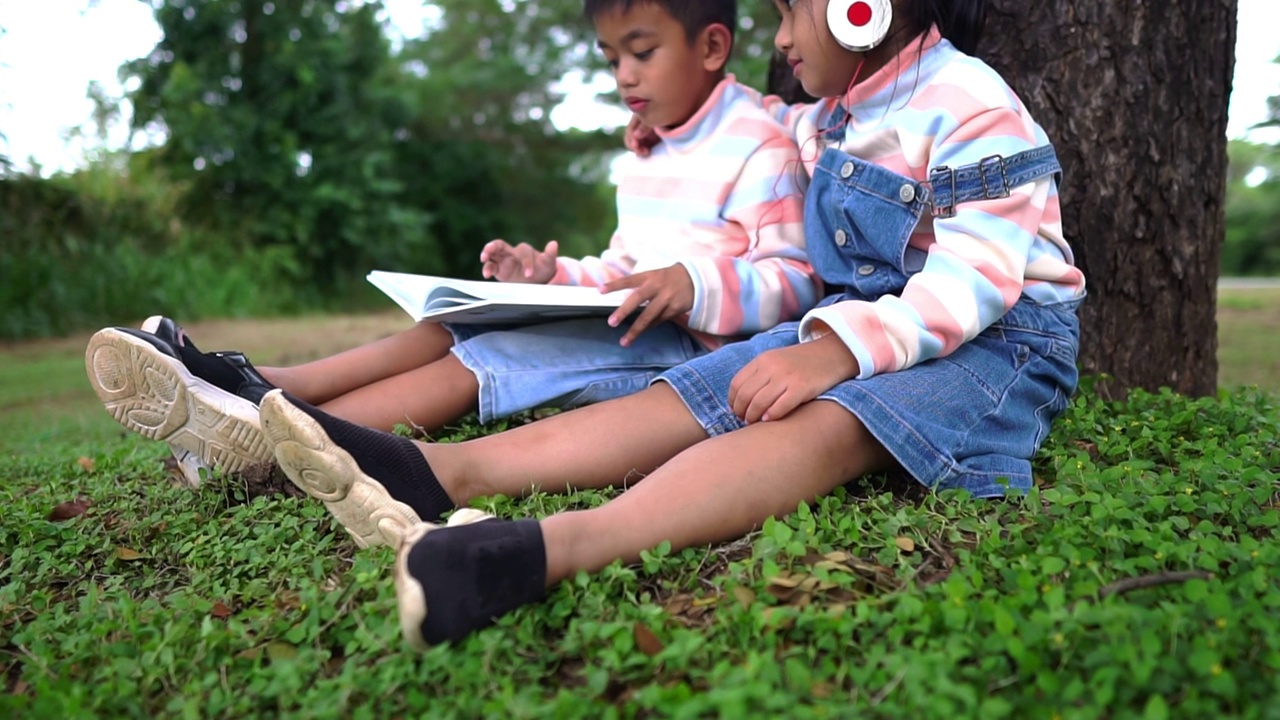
left=260, top=321, right=456, bottom=405
left=314, top=353, right=479, bottom=434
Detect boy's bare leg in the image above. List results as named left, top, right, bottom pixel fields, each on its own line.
left=424, top=383, right=710, bottom=502
left=258, top=321, right=456, bottom=405
left=537, top=400, right=893, bottom=583
left=315, top=354, right=480, bottom=434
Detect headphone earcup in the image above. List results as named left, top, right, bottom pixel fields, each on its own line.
left=826, top=0, right=892, bottom=52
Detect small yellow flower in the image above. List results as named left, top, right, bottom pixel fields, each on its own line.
left=1154, top=552, right=1164, bottom=560
left=1216, top=618, right=1228, bottom=629
left=1211, top=663, right=1223, bottom=676
left=1041, top=584, right=1052, bottom=593
left=1252, top=550, right=1260, bottom=558
left=1053, top=633, right=1065, bottom=645
left=1185, top=487, right=1194, bottom=495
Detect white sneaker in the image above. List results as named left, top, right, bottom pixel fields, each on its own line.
left=85, top=325, right=272, bottom=486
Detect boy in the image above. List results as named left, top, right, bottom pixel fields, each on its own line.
left=85, top=0, right=820, bottom=500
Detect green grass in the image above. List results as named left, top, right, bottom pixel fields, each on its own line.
left=1217, top=287, right=1280, bottom=393
left=3, top=302, right=1280, bottom=717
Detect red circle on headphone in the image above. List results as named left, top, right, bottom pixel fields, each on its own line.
left=847, top=2, right=873, bottom=27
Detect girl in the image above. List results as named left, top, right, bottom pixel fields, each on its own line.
left=256, top=0, right=1087, bottom=647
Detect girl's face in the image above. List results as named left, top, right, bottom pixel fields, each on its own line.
left=772, top=0, right=881, bottom=98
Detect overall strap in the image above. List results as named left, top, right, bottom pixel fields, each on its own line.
left=926, top=145, right=1062, bottom=218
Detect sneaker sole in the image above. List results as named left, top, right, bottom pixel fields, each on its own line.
left=259, top=391, right=429, bottom=549
left=393, top=511, right=494, bottom=650
left=85, top=328, right=272, bottom=475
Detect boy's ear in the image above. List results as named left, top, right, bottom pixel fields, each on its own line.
left=699, top=23, right=733, bottom=73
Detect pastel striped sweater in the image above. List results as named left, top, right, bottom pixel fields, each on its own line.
left=550, top=76, right=820, bottom=349
left=754, top=30, right=1087, bottom=379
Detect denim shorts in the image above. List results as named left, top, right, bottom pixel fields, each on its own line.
left=657, top=145, right=1082, bottom=498
left=447, top=319, right=706, bottom=423
left=657, top=297, right=1080, bottom=497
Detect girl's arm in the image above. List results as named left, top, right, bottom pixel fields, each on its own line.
left=799, top=107, right=1056, bottom=378
left=678, top=135, right=822, bottom=336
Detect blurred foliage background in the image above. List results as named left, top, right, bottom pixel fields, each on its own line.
left=0, top=0, right=1277, bottom=339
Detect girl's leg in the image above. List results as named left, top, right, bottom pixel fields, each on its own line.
left=425, top=383, right=711, bottom=503
left=393, top=399, right=894, bottom=647
left=259, top=321, right=456, bottom=405
left=539, top=399, right=893, bottom=582
left=258, top=383, right=708, bottom=546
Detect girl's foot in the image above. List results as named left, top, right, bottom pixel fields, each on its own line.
left=394, top=516, right=547, bottom=648
left=85, top=325, right=273, bottom=487
left=258, top=389, right=456, bottom=547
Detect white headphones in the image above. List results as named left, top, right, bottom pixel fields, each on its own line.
left=826, top=0, right=892, bottom=52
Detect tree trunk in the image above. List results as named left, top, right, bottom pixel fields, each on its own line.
left=980, top=0, right=1235, bottom=397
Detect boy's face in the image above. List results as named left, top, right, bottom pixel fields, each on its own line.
left=594, top=3, right=720, bottom=130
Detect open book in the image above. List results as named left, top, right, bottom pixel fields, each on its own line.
left=367, top=270, right=630, bottom=324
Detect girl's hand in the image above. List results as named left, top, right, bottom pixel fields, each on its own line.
left=601, top=265, right=696, bottom=346
left=625, top=114, right=660, bottom=157
left=480, top=240, right=559, bottom=284
left=729, top=334, right=860, bottom=423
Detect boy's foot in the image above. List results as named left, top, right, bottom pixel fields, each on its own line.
left=141, top=316, right=276, bottom=403
left=258, top=389, right=456, bottom=548
left=394, top=517, right=547, bottom=648
left=85, top=326, right=273, bottom=487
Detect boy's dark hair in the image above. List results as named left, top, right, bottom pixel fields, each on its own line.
left=583, top=0, right=737, bottom=43
left=906, top=0, right=987, bottom=55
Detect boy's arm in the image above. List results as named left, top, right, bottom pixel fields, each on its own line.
left=798, top=107, right=1082, bottom=378
left=678, top=135, right=822, bottom=336
left=734, top=84, right=817, bottom=143
left=547, top=232, right=635, bottom=287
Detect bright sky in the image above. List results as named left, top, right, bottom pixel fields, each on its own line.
left=1, top=0, right=1277, bottom=175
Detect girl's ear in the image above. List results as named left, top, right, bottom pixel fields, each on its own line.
left=700, top=23, right=733, bottom=73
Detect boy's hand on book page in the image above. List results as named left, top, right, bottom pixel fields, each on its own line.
left=728, top=335, right=859, bottom=424
left=602, top=265, right=695, bottom=347
left=480, top=240, right=559, bottom=284
left=625, top=114, right=660, bottom=158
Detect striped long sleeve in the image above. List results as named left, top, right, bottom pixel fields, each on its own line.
left=793, top=32, right=1086, bottom=378
left=551, top=77, right=820, bottom=347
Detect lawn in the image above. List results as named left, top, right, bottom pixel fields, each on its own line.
left=2, top=297, right=1279, bottom=718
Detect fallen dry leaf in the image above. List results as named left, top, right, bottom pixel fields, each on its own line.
left=266, top=641, right=298, bottom=661
left=115, top=546, right=145, bottom=561
left=12, top=679, right=28, bottom=695
left=731, top=586, right=756, bottom=609
left=77, top=456, right=95, bottom=473
left=48, top=498, right=91, bottom=522
left=236, top=647, right=264, bottom=661
left=633, top=623, right=664, bottom=657
left=895, top=537, right=916, bottom=553
left=823, top=550, right=853, bottom=563
left=767, top=573, right=804, bottom=588
left=211, top=602, right=233, bottom=619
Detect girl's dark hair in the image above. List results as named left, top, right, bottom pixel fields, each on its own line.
left=904, top=0, right=987, bottom=55
left=583, top=0, right=737, bottom=43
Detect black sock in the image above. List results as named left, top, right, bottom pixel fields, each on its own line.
left=282, top=392, right=455, bottom=522
left=407, top=519, right=547, bottom=644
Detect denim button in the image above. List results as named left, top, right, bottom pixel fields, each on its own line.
left=835, top=229, right=848, bottom=246
left=840, top=161, right=855, bottom=178
left=857, top=264, right=876, bottom=276
left=899, top=184, right=916, bottom=203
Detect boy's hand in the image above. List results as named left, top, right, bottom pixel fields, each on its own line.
left=728, top=335, right=859, bottom=423
left=601, top=265, right=695, bottom=347
left=625, top=114, right=660, bottom=157
left=480, top=240, right=559, bottom=283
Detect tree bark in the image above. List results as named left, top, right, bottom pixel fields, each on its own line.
left=980, top=0, right=1235, bottom=397
left=768, top=2, right=1237, bottom=396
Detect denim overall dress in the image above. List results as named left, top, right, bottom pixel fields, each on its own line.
left=658, top=146, right=1082, bottom=497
